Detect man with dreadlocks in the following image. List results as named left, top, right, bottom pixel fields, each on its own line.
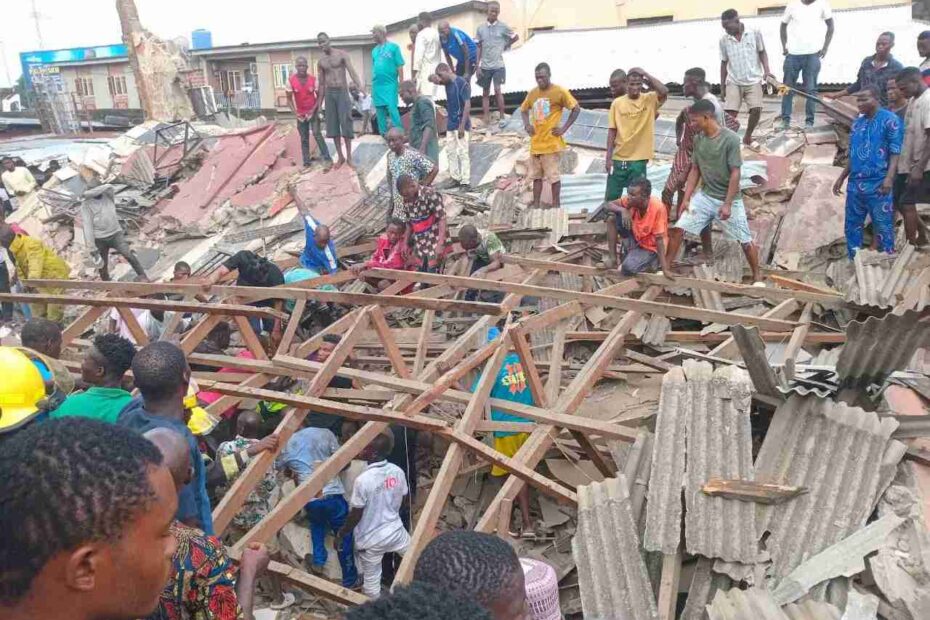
left=0, top=419, right=179, bottom=620
left=413, top=531, right=528, bottom=620
left=51, top=333, right=136, bottom=424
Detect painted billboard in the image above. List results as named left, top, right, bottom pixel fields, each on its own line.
left=20, top=44, right=128, bottom=87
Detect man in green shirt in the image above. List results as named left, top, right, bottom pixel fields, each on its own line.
left=51, top=333, right=135, bottom=424
left=665, top=98, right=763, bottom=284
left=400, top=79, right=439, bottom=164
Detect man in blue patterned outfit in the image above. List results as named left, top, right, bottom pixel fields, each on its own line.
left=832, top=88, right=903, bottom=258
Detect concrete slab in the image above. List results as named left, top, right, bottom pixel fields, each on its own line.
left=773, top=164, right=846, bottom=269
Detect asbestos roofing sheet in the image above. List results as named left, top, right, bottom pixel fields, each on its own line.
left=706, top=588, right=842, bottom=620
left=644, top=366, right=688, bottom=555
left=846, top=247, right=917, bottom=308
left=836, top=310, right=930, bottom=390
left=754, top=396, right=899, bottom=581
left=572, top=475, right=659, bottom=620
left=683, top=361, right=759, bottom=564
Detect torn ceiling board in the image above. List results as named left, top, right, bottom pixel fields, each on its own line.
left=572, top=475, right=659, bottom=620
left=771, top=512, right=906, bottom=605
left=836, top=310, right=930, bottom=391
left=684, top=361, right=760, bottom=564
left=545, top=459, right=605, bottom=488
left=644, top=366, right=688, bottom=554
left=773, top=165, right=846, bottom=269
left=754, top=396, right=900, bottom=582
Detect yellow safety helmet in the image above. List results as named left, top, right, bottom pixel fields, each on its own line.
left=184, top=382, right=218, bottom=436
left=0, top=347, right=47, bottom=433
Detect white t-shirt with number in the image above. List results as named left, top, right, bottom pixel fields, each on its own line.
left=782, top=0, right=832, bottom=56
left=349, top=460, right=408, bottom=549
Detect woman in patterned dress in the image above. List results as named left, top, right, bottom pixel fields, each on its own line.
left=385, top=127, right=438, bottom=219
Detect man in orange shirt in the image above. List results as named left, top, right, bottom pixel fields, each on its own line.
left=604, top=177, right=673, bottom=276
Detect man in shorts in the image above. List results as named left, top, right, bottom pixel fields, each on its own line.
left=476, top=1, right=518, bottom=129
left=720, top=9, right=772, bottom=147
left=317, top=32, right=363, bottom=170
left=665, top=99, right=763, bottom=284
left=519, top=63, right=580, bottom=208
left=894, top=66, right=930, bottom=247
left=604, top=177, right=673, bottom=276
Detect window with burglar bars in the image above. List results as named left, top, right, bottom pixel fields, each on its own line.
left=74, top=77, right=94, bottom=97
left=273, top=64, right=292, bottom=89
left=107, top=75, right=128, bottom=96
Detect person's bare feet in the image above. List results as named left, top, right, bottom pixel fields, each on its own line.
left=346, top=159, right=356, bottom=170
left=603, top=255, right=617, bottom=270
left=334, top=158, right=346, bottom=170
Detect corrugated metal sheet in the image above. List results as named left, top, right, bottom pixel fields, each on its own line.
left=499, top=5, right=924, bottom=95
left=519, top=208, right=569, bottom=246
left=572, top=475, right=659, bottom=620
left=692, top=264, right=726, bottom=312
left=836, top=310, right=930, bottom=390
left=644, top=366, right=688, bottom=554
left=846, top=246, right=917, bottom=308
left=706, top=588, right=842, bottom=620
left=684, top=362, right=759, bottom=564
left=754, top=396, right=899, bottom=582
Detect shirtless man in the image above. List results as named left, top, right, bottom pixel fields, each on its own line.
left=317, top=32, right=363, bottom=170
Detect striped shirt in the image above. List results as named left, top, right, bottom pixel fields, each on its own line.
left=720, top=26, right=766, bottom=86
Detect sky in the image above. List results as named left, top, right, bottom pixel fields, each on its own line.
left=1, top=0, right=461, bottom=88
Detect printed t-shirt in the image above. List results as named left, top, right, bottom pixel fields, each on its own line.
left=350, top=460, right=408, bottom=549
left=520, top=85, right=578, bottom=155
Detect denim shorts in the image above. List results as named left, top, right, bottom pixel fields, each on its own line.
left=674, top=191, right=752, bottom=244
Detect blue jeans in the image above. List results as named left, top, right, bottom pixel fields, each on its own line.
left=306, top=495, right=358, bottom=587
left=781, top=53, right=821, bottom=126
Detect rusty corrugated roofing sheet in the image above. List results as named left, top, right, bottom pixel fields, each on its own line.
left=754, top=396, right=899, bottom=582
left=836, top=310, right=930, bottom=390
left=706, top=588, right=842, bottom=620
left=684, top=362, right=759, bottom=564
left=572, top=475, right=659, bottom=620
left=644, top=366, right=688, bottom=554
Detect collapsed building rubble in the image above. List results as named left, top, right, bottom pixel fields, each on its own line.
left=3, top=86, right=930, bottom=619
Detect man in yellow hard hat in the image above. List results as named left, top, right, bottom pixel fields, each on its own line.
left=0, top=346, right=47, bottom=434
left=0, top=223, right=70, bottom=322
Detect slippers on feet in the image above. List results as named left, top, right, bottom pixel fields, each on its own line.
left=270, top=592, right=296, bottom=610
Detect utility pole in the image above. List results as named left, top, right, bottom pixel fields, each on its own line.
left=31, top=0, right=44, bottom=48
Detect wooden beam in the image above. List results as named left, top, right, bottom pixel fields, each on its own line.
left=212, top=309, right=372, bottom=535
left=369, top=306, right=411, bottom=379
left=570, top=430, right=617, bottom=477
left=475, top=287, right=662, bottom=534
left=276, top=298, right=306, bottom=356
left=783, top=303, right=813, bottom=381
left=413, top=310, right=434, bottom=375
left=701, top=479, right=807, bottom=505
left=443, top=429, right=577, bottom=504
left=116, top=306, right=150, bottom=346
left=501, top=254, right=626, bottom=280
left=180, top=314, right=222, bottom=355
left=546, top=322, right=568, bottom=405
left=233, top=316, right=269, bottom=361
left=638, top=272, right=846, bottom=307
left=564, top=330, right=845, bottom=345
left=62, top=306, right=107, bottom=347
left=708, top=299, right=799, bottom=360
left=657, top=548, right=683, bottom=620
left=22, top=279, right=503, bottom=315
left=402, top=338, right=499, bottom=417
left=362, top=269, right=799, bottom=331
left=512, top=300, right=582, bottom=336
left=510, top=330, right=548, bottom=407
left=197, top=381, right=447, bottom=432
left=767, top=274, right=841, bottom=296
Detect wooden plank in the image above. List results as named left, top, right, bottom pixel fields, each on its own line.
left=475, top=287, right=662, bottom=534
left=293, top=309, right=362, bottom=358
left=498, top=498, right=514, bottom=538
left=159, top=295, right=193, bottom=341
left=443, top=429, right=577, bottom=504
left=476, top=421, right=536, bottom=434
left=413, top=310, right=434, bottom=375
left=657, top=549, right=683, bottom=620
left=0, top=292, right=286, bottom=320
left=623, top=349, right=675, bottom=372
left=783, top=303, right=813, bottom=381
left=402, top=339, right=499, bottom=417
left=768, top=274, right=842, bottom=296
left=501, top=254, right=625, bottom=279
left=708, top=299, right=799, bottom=360
left=513, top=301, right=582, bottom=335
left=570, top=430, right=617, bottom=477
left=510, top=330, right=548, bottom=407
left=638, top=272, right=846, bottom=307
left=212, top=309, right=372, bottom=535
left=197, top=381, right=447, bottom=432
left=564, top=330, right=845, bottom=345
left=701, top=479, right=807, bottom=505
left=21, top=279, right=503, bottom=315
left=276, top=298, right=306, bottom=355
left=62, top=306, right=108, bottom=347
left=116, top=306, right=150, bottom=346
left=233, top=315, right=269, bottom=361
left=180, top=314, right=222, bottom=355
left=369, top=306, right=411, bottom=379
left=546, top=322, right=568, bottom=405
left=362, top=269, right=799, bottom=332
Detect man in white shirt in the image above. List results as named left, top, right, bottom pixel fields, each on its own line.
left=413, top=11, right=442, bottom=100
left=780, top=0, right=835, bottom=129
left=336, top=429, right=409, bottom=598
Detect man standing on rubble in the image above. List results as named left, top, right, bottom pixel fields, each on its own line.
left=287, top=56, right=332, bottom=170
left=435, top=63, right=472, bottom=188
left=476, top=1, right=519, bottom=130
left=605, top=67, right=668, bottom=205
left=827, top=32, right=903, bottom=107
left=893, top=67, right=930, bottom=248
left=720, top=9, right=772, bottom=148
left=520, top=63, right=581, bottom=209
left=372, top=25, right=405, bottom=135
left=833, top=89, right=903, bottom=258
left=0, top=222, right=70, bottom=322
left=317, top=33, right=363, bottom=170
left=413, top=12, right=442, bottom=100
left=400, top=80, right=439, bottom=164
left=664, top=99, right=763, bottom=283
left=81, top=182, right=150, bottom=282
left=1, top=156, right=37, bottom=205
left=779, top=0, right=835, bottom=129
left=396, top=174, right=447, bottom=273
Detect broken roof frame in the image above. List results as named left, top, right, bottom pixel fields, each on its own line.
left=6, top=245, right=929, bottom=611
